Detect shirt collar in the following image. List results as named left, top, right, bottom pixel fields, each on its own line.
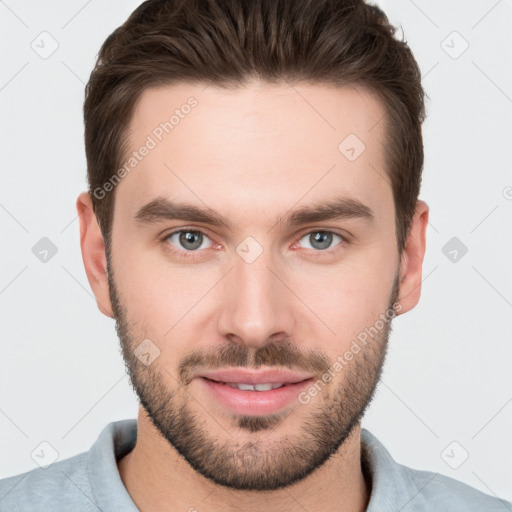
left=87, top=419, right=139, bottom=511
left=361, top=428, right=415, bottom=511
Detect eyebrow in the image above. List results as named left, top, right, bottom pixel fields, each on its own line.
left=133, top=195, right=374, bottom=229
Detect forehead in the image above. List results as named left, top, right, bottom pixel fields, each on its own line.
left=116, top=80, right=392, bottom=226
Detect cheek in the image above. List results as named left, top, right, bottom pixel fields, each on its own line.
left=303, top=280, right=388, bottom=346
left=110, top=240, right=173, bottom=332
left=294, top=247, right=397, bottom=344
left=112, top=244, right=222, bottom=358
left=119, top=268, right=193, bottom=334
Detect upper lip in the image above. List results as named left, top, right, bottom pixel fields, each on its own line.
left=197, top=368, right=315, bottom=385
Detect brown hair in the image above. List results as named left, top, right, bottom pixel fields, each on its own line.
left=84, top=0, right=426, bottom=254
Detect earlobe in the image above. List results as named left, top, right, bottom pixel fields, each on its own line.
left=76, top=192, right=114, bottom=318
left=395, top=200, right=429, bottom=316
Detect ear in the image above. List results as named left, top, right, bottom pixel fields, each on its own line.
left=396, top=200, right=429, bottom=316
left=76, top=192, right=114, bottom=318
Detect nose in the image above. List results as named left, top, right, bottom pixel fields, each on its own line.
left=216, top=245, right=297, bottom=350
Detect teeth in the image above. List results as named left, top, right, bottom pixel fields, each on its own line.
left=225, top=382, right=285, bottom=391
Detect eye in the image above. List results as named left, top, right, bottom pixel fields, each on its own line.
left=161, top=228, right=347, bottom=260
left=296, top=230, right=346, bottom=252
left=163, top=229, right=214, bottom=257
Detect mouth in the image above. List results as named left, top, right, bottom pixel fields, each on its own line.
left=195, top=369, right=315, bottom=416
left=196, top=367, right=315, bottom=386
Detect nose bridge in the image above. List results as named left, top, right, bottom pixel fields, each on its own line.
left=216, top=238, right=295, bottom=348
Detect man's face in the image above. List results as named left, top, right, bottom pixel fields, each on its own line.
left=107, top=81, right=401, bottom=491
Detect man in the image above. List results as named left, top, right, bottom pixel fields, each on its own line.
left=0, top=0, right=510, bottom=510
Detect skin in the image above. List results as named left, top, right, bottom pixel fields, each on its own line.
left=77, top=80, right=428, bottom=512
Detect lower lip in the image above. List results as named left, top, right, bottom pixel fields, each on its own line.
left=199, top=377, right=314, bottom=416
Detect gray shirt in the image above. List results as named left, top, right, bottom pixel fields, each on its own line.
left=0, top=419, right=510, bottom=511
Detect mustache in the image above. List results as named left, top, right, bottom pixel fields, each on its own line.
left=179, top=339, right=331, bottom=386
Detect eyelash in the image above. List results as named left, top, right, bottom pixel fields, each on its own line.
left=160, top=228, right=348, bottom=260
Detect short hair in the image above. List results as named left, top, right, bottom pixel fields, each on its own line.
left=84, top=0, right=426, bottom=255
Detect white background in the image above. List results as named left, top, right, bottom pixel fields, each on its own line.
left=1, top=0, right=511, bottom=504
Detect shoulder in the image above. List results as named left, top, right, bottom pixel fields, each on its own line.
left=0, top=419, right=138, bottom=512
left=398, top=464, right=512, bottom=511
left=360, top=428, right=512, bottom=511
left=0, top=452, right=97, bottom=512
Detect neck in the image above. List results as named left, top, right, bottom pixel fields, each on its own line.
left=118, top=408, right=370, bottom=512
